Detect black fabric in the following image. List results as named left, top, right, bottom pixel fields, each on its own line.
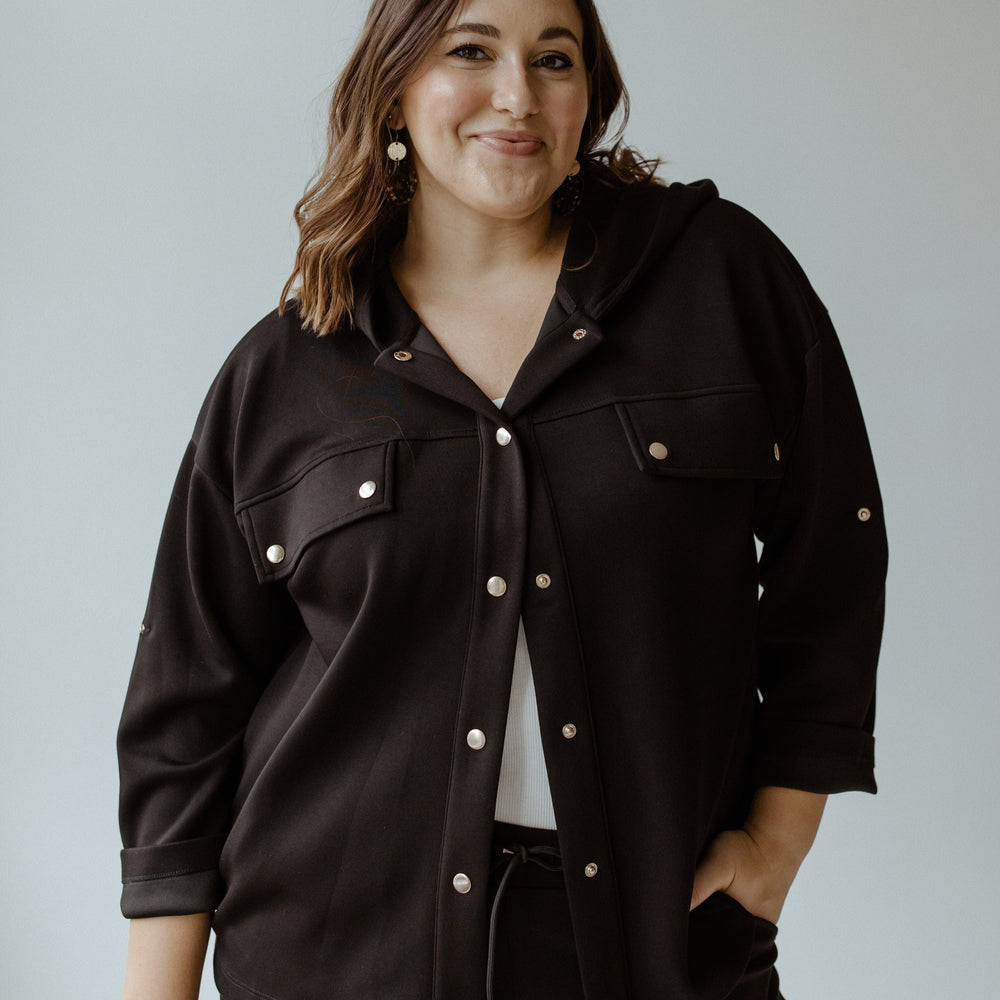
left=488, top=824, right=584, bottom=1000
left=119, top=177, right=887, bottom=1000
left=487, top=824, right=783, bottom=1000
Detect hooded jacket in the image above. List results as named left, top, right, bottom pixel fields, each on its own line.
left=118, top=178, right=887, bottom=1000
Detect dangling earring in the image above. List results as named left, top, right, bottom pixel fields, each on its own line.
left=387, top=136, right=407, bottom=163
left=553, top=160, right=583, bottom=216
left=385, top=126, right=417, bottom=206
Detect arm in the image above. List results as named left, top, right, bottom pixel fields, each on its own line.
left=118, top=443, right=299, bottom=916
left=689, top=786, right=827, bottom=923
left=689, top=243, right=885, bottom=923
left=122, top=913, right=211, bottom=1000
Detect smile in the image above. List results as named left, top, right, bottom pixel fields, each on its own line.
left=473, top=131, right=545, bottom=156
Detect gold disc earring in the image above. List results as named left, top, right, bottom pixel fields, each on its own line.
left=385, top=128, right=417, bottom=205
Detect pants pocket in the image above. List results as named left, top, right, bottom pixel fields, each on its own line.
left=721, top=910, right=781, bottom=1000
left=688, top=893, right=780, bottom=1000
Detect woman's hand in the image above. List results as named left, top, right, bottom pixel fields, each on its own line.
left=689, top=826, right=797, bottom=924
left=689, top=786, right=828, bottom=924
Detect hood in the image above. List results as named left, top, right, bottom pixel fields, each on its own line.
left=557, top=176, right=719, bottom=320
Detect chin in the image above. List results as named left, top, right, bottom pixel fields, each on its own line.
left=466, top=181, right=557, bottom=221
left=476, top=201, right=550, bottom=221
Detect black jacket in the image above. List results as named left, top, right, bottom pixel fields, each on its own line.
left=118, top=178, right=887, bottom=1000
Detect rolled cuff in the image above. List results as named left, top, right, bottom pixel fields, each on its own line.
left=120, top=835, right=226, bottom=918
left=752, top=717, right=876, bottom=794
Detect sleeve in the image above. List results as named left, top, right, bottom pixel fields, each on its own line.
left=117, top=440, right=300, bottom=917
left=751, top=296, right=888, bottom=795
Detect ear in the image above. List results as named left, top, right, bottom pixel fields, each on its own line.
left=388, top=101, right=406, bottom=131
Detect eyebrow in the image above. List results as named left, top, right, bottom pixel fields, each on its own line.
left=442, top=22, right=582, bottom=48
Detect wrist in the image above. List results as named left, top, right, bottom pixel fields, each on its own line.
left=742, top=786, right=828, bottom=873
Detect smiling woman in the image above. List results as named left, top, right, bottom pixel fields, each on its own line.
left=393, top=7, right=590, bottom=224
left=387, top=1, right=597, bottom=397
left=280, top=0, right=653, bottom=341
left=117, top=1, right=887, bottom=998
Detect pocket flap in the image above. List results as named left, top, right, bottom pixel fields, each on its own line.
left=616, top=388, right=783, bottom=479
left=239, top=441, right=396, bottom=582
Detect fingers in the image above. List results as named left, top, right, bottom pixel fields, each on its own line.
left=689, top=827, right=794, bottom=924
left=689, top=835, right=738, bottom=911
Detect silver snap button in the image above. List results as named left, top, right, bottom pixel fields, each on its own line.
left=584, top=862, right=598, bottom=878
left=572, top=328, right=587, bottom=340
left=562, top=723, right=577, bottom=740
left=359, top=480, right=377, bottom=499
left=452, top=873, right=472, bottom=894
left=648, top=442, right=669, bottom=461
left=487, top=576, right=507, bottom=597
left=266, top=544, right=286, bottom=565
left=466, top=729, right=487, bottom=750
left=858, top=507, right=872, bottom=522
left=393, top=350, right=413, bottom=362
left=535, top=573, right=551, bottom=589
left=774, top=443, right=781, bottom=461
left=139, top=623, right=148, bottom=636
left=495, top=427, right=512, bottom=446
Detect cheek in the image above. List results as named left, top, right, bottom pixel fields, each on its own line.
left=549, top=83, right=590, bottom=135
left=554, top=96, right=590, bottom=148
left=405, top=76, right=483, bottom=140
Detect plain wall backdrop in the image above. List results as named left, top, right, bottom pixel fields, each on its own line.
left=1, top=0, right=997, bottom=996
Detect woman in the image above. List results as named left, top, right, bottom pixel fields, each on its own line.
left=118, top=0, right=887, bottom=998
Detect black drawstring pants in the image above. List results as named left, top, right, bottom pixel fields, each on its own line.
left=487, top=822, right=584, bottom=1000
left=486, top=822, right=783, bottom=1000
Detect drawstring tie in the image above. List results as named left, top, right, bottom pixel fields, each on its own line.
left=486, top=841, right=563, bottom=1000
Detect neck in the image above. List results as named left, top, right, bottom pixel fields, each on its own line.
left=393, top=191, right=569, bottom=290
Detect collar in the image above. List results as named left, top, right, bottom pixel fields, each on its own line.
left=352, top=176, right=719, bottom=353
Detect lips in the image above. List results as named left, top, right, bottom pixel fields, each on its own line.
left=473, top=130, right=545, bottom=156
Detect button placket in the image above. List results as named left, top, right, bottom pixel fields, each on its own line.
left=505, top=368, right=629, bottom=989
left=435, top=411, right=529, bottom=984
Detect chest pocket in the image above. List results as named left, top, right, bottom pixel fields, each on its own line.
left=238, top=441, right=396, bottom=583
left=615, top=386, right=784, bottom=479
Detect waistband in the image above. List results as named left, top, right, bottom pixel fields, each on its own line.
left=492, top=821, right=559, bottom=853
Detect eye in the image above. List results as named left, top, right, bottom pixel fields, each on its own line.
left=534, top=52, right=574, bottom=71
left=447, top=43, right=489, bottom=61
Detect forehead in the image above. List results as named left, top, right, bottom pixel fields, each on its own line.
left=448, top=0, right=584, bottom=36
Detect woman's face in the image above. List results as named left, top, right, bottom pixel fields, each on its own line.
left=395, top=0, right=590, bottom=224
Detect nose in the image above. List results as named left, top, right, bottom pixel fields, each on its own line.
left=491, top=60, right=540, bottom=119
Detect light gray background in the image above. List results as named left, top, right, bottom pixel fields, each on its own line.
left=1, top=0, right=997, bottom=996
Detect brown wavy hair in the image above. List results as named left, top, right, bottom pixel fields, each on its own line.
left=280, top=0, right=660, bottom=335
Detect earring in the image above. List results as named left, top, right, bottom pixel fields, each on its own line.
left=552, top=160, right=583, bottom=216
left=385, top=127, right=417, bottom=205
